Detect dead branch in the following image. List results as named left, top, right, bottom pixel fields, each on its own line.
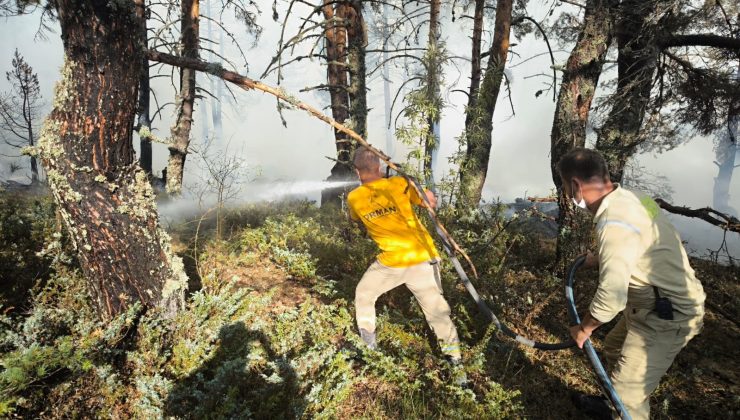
left=527, top=196, right=557, bottom=203
left=559, top=0, right=586, bottom=7
left=513, top=16, right=557, bottom=101
left=654, top=198, right=740, bottom=233
left=658, top=33, right=740, bottom=50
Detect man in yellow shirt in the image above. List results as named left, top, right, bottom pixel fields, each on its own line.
left=347, top=147, right=462, bottom=362
left=558, top=148, right=705, bottom=419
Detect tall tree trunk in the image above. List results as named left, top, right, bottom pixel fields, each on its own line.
left=595, top=0, right=661, bottom=182
left=166, top=0, right=199, bottom=195
left=39, top=0, right=187, bottom=319
left=714, top=76, right=739, bottom=216
left=16, top=61, right=40, bottom=183
left=466, top=0, right=484, bottom=108
left=135, top=0, right=153, bottom=176
left=24, top=94, right=39, bottom=183
left=346, top=0, right=367, bottom=139
left=381, top=2, right=394, bottom=159
left=550, top=0, right=616, bottom=275
left=320, top=0, right=353, bottom=205
left=29, top=154, right=39, bottom=183
left=423, top=0, right=441, bottom=187
left=457, top=0, right=513, bottom=209
left=213, top=29, right=224, bottom=142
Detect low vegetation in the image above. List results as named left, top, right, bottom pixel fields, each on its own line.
left=0, top=191, right=737, bottom=418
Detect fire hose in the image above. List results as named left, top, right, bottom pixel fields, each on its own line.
left=566, top=255, right=631, bottom=420
left=406, top=175, right=630, bottom=419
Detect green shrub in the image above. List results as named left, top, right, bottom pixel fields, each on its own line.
left=0, top=191, right=60, bottom=309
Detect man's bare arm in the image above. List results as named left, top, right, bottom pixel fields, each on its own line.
left=569, top=312, right=604, bottom=348
left=422, top=190, right=438, bottom=209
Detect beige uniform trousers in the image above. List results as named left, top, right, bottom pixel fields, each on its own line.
left=603, top=306, right=704, bottom=420
left=355, top=260, right=461, bottom=358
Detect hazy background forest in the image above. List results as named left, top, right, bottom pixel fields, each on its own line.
left=0, top=0, right=738, bottom=418
left=2, top=0, right=738, bottom=258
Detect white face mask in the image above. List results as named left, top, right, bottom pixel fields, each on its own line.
left=571, top=182, right=587, bottom=209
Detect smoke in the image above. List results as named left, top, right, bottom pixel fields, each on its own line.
left=156, top=180, right=358, bottom=221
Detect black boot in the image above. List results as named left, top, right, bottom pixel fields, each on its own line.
left=571, top=393, right=612, bottom=420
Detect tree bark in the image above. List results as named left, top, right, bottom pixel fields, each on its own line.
left=658, top=33, right=740, bottom=50
left=135, top=0, right=153, bottom=176
left=550, top=0, right=616, bottom=274
left=424, top=0, right=443, bottom=192
left=346, top=0, right=367, bottom=139
left=423, top=0, right=442, bottom=186
left=713, top=72, right=739, bottom=217
left=166, top=0, right=200, bottom=195
left=595, top=0, right=662, bottom=182
left=38, top=0, right=187, bottom=319
left=22, top=75, right=39, bottom=183
left=320, top=0, right=355, bottom=205
left=381, top=1, right=394, bottom=158
left=466, top=0, right=484, bottom=110
left=457, top=0, right=513, bottom=209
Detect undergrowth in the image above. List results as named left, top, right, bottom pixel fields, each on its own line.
left=2, top=194, right=735, bottom=419
left=0, top=197, right=523, bottom=418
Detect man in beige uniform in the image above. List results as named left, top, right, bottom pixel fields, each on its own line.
left=558, top=148, right=705, bottom=419
left=347, top=147, right=462, bottom=363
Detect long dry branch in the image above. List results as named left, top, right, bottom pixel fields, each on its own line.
left=655, top=198, right=740, bottom=233
left=145, top=49, right=479, bottom=277
left=658, top=34, right=740, bottom=50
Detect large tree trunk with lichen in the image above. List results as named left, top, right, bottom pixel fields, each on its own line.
left=38, top=0, right=187, bottom=319
left=550, top=0, right=616, bottom=275
left=456, top=0, right=513, bottom=209
left=166, top=0, right=199, bottom=195
left=595, top=0, right=661, bottom=182
left=321, top=0, right=361, bottom=205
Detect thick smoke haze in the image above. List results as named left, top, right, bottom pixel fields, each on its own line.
left=1, top=2, right=737, bottom=262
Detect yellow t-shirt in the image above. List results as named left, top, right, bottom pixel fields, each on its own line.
left=347, top=176, right=440, bottom=267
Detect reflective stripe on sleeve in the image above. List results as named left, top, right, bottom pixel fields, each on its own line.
left=596, top=219, right=641, bottom=235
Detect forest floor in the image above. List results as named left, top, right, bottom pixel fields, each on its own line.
left=1, top=193, right=737, bottom=419
left=172, top=206, right=739, bottom=419
left=483, top=254, right=739, bottom=419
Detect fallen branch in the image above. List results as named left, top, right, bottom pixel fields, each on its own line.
left=654, top=198, right=740, bottom=233
left=527, top=196, right=557, bottom=203
left=145, top=49, right=479, bottom=278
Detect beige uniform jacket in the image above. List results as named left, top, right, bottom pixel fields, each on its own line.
left=589, top=185, right=706, bottom=323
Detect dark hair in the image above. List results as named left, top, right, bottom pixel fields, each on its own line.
left=556, top=147, right=610, bottom=184
left=353, top=146, right=380, bottom=173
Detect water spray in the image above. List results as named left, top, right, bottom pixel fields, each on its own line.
left=157, top=180, right=358, bottom=221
